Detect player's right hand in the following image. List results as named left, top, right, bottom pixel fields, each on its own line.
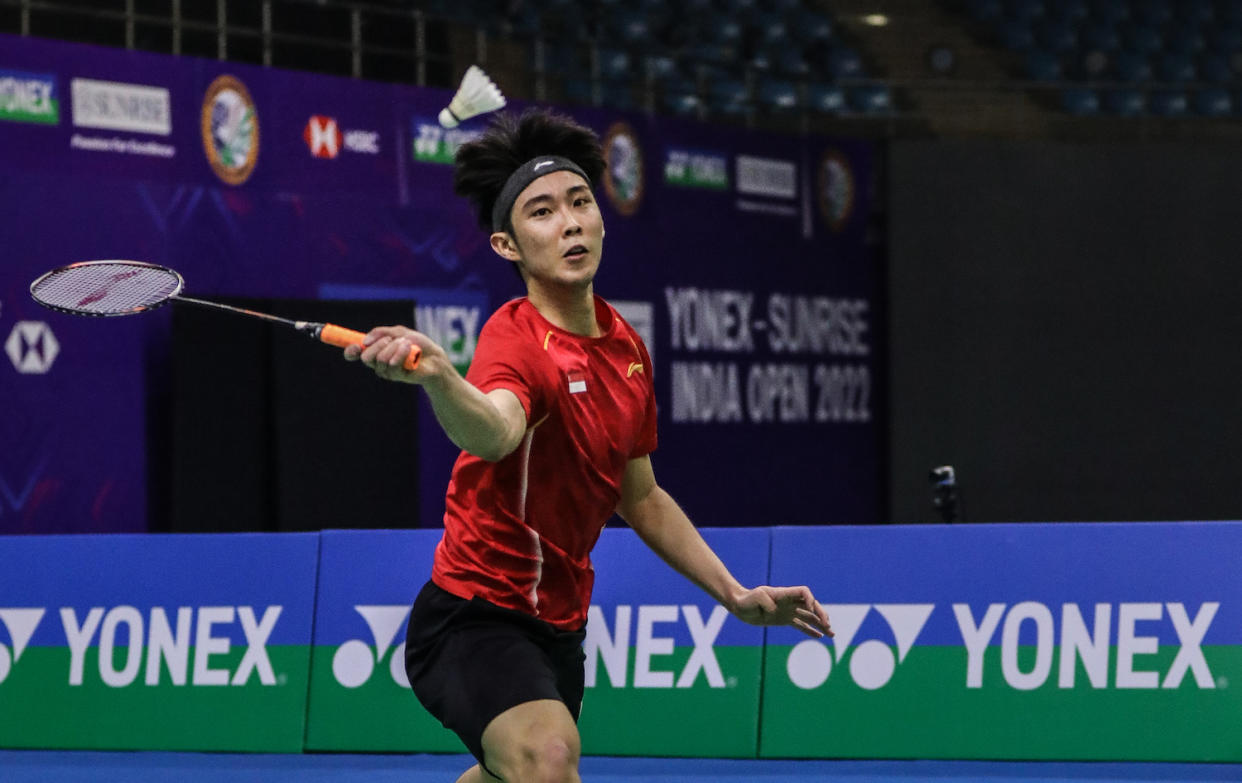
left=344, top=325, right=443, bottom=385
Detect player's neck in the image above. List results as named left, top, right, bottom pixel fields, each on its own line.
left=527, top=283, right=600, bottom=337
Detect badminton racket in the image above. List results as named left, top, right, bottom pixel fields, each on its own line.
left=29, top=260, right=421, bottom=371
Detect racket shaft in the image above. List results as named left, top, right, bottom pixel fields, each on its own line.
left=175, top=295, right=303, bottom=327
left=319, top=323, right=421, bottom=371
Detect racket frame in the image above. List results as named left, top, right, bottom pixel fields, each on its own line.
left=30, top=259, right=186, bottom=317
left=28, top=259, right=420, bottom=370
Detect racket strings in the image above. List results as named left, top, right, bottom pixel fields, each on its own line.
left=33, top=264, right=182, bottom=315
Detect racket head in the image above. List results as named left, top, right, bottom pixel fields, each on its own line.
left=30, top=260, right=184, bottom=317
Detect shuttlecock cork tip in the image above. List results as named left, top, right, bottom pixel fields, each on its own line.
left=438, top=65, right=507, bottom=129
left=438, top=107, right=461, bottom=128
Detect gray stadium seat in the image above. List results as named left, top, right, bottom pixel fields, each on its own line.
left=1193, top=88, right=1232, bottom=117
left=1061, top=87, right=1101, bottom=114
left=1147, top=90, right=1188, bottom=117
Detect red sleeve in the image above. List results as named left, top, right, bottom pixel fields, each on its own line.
left=630, top=330, right=658, bottom=459
left=464, top=309, right=546, bottom=425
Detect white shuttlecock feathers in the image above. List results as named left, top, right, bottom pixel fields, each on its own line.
left=438, top=65, right=507, bottom=128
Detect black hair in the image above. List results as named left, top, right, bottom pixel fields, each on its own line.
left=453, top=107, right=606, bottom=234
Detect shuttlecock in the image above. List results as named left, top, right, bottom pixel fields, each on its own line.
left=438, top=65, right=507, bottom=129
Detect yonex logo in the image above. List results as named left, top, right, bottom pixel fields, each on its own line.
left=954, top=601, right=1219, bottom=690
left=585, top=604, right=730, bottom=689
left=331, top=605, right=410, bottom=689
left=412, top=122, right=480, bottom=164
left=0, top=70, right=58, bottom=125
left=6, top=321, right=59, bottom=374
left=786, top=603, right=934, bottom=691
left=0, top=608, right=46, bottom=684
left=786, top=601, right=1221, bottom=693
left=62, top=605, right=283, bottom=687
left=664, top=149, right=728, bottom=190
left=414, top=304, right=480, bottom=371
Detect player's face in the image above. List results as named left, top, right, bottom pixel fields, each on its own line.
left=499, top=170, right=605, bottom=291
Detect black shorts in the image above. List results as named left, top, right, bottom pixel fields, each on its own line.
left=403, top=580, right=587, bottom=767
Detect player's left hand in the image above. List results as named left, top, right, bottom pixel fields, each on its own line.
left=731, top=585, right=832, bottom=639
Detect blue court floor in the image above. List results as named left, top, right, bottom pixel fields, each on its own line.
left=2, top=752, right=1239, bottom=783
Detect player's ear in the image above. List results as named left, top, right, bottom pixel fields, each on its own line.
left=490, top=231, right=520, bottom=261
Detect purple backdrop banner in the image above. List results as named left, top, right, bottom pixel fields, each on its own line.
left=0, top=34, right=882, bottom=534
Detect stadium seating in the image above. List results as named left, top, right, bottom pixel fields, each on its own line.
left=497, top=0, right=894, bottom=120
left=1061, top=86, right=1101, bottom=113
left=707, top=76, right=753, bottom=116
left=1105, top=86, right=1146, bottom=115
left=756, top=78, right=801, bottom=111
left=965, top=0, right=1242, bottom=118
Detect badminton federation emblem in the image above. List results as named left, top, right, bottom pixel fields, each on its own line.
left=817, top=149, right=855, bottom=233
left=201, top=74, right=259, bottom=185
left=602, top=121, right=644, bottom=217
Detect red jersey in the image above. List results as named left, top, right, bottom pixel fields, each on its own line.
left=432, top=295, right=658, bottom=630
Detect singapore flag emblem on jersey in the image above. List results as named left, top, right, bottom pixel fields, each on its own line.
left=567, top=371, right=587, bottom=394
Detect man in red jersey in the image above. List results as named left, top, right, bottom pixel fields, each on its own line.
left=344, top=108, right=832, bottom=783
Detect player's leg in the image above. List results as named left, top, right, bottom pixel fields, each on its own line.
left=478, top=698, right=581, bottom=783
left=404, top=583, right=588, bottom=781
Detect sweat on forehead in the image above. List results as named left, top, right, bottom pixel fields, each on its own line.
left=491, top=155, right=590, bottom=232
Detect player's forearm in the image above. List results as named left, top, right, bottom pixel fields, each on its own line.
left=419, top=357, right=523, bottom=461
left=625, top=487, right=746, bottom=610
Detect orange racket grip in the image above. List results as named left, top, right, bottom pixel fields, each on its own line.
left=320, top=323, right=422, bottom=371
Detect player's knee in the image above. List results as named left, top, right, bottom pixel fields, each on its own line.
left=511, top=734, right=579, bottom=783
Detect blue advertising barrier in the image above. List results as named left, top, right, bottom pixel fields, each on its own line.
left=3, top=522, right=1238, bottom=761
left=579, top=527, right=770, bottom=757
left=0, top=533, right=319, bottom=750
left=303, top=528, right=459, bottom=752
left=761, top=522, right=1242, bottom=761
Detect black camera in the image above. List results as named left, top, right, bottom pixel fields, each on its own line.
left=929, top=465, right=961, bottom=523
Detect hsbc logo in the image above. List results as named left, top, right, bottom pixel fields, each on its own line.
left=6, top=320, right=59, bottom=374
left=786, top=603, right=934, bottom=691
left=0, top=608, right=45, bottom=684
left=303, top=115, right=379, bottom=159
left=304, top=115, right=340, bottom=158
left=343, top=129, right=379, bottom=154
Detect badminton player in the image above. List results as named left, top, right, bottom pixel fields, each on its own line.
left=343, top=108, right=832, bottom=783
